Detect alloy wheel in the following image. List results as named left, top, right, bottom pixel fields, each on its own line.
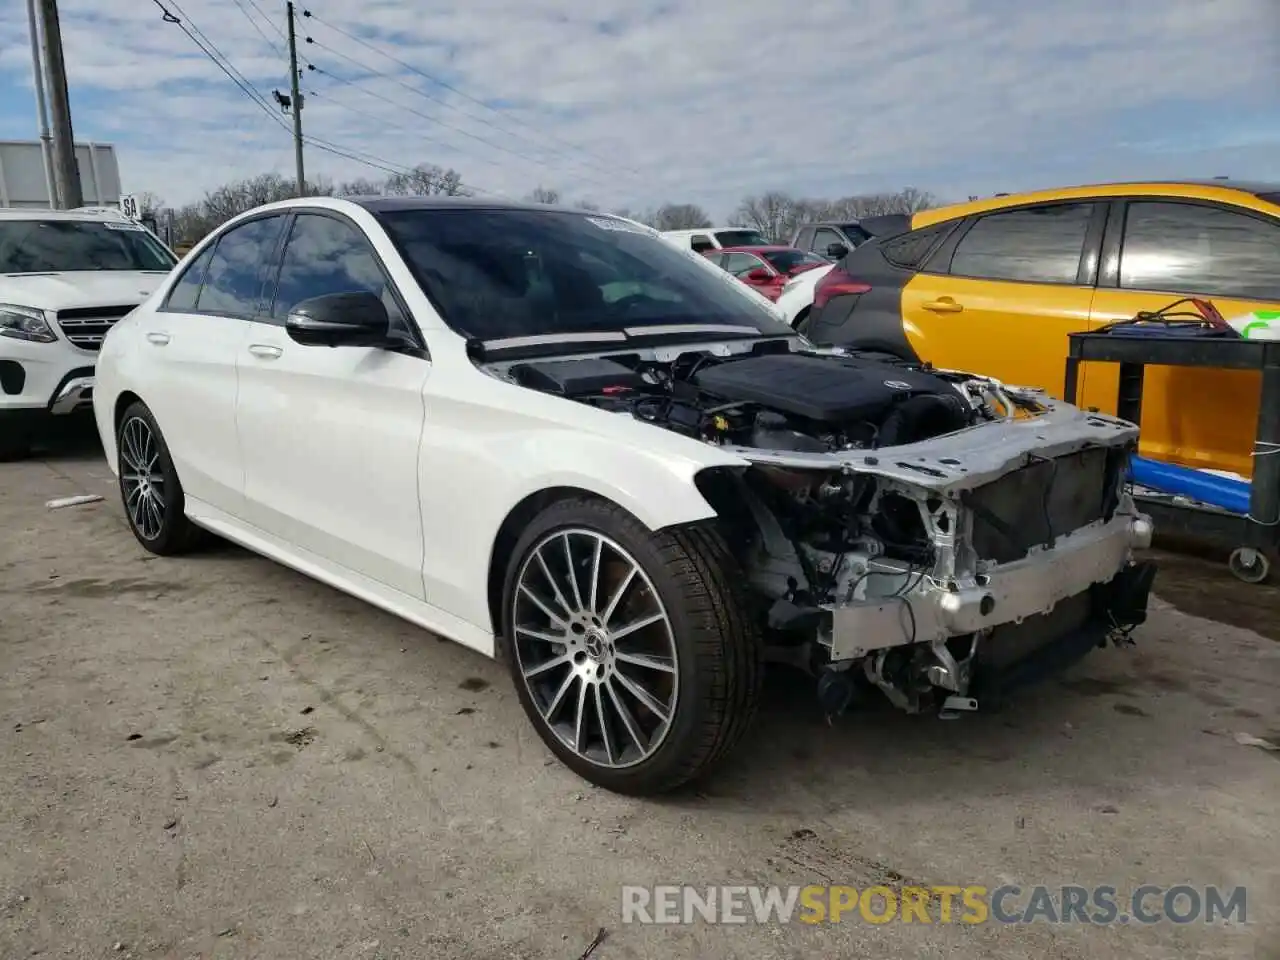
left=119, top=416, right=166, bottom=541
left=511, top=528, right=679, bottom=769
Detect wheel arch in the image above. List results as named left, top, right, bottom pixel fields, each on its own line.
left=114, top=390, right=144, bottom=431
left=482, top=467, right=745, bottom=640
left=112, top=392, right=188, bottom=476
left=102, top=390, right=146, bottom=467
left=485, top=486, right=640, bottom=643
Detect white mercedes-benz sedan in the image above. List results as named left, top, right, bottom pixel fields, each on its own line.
left=93, top=197, right=1157, bottom=795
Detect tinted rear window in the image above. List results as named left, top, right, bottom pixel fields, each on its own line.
left=949, top=203, right=1094, bottom=284
left=880, top=222, right=955, bottom=270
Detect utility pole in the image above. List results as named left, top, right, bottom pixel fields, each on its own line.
left=286, top=1, right=305, bottom=194
left=35, top=0, right=81, bottom=209
left=25, top=0, right=56, bottom=206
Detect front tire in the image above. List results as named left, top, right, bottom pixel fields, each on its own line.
left=116, top=401, right=206, bottom=555
left=501, top=497, right=761, bottom=795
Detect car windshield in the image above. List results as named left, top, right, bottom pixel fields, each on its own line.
left=376, top=208, right=796, bottom=342
left=0, top=219, right=177, bottom=274
left=760, top=249, right=827, bottom=273
left=714, top=228, right=771, bottom=247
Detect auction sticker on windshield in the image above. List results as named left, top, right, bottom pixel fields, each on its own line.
left=104, top=221, right=146, bottom=231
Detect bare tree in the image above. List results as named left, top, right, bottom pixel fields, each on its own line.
left=896, top=187, right=937, bottom=213
left=132, top=190, right=166, bottom=220
left=729, top=188, right=940, bottom=242
left=337, top=177, right=385, bottom=196
left=652, top=203, right=712, bottom=230
left=823, top=188, right=939, bottom=219
left=169, top=173, right=309, bottom=243
left=734, top=191, right=795, bottom=242
left=525, top=185, right=561, bottom=205
left=384, top=164, right=467, bottom=196
left=166, top=170, right=943, bottom=250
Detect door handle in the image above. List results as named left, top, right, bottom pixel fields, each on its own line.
left=146, top=331, right=171, bottom=345
left=247, top=343, right=283, bottom=360
left=922, top=298, right=964, bottom=313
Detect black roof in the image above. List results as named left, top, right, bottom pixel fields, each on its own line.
left=349, top=196, right=573, bottom=214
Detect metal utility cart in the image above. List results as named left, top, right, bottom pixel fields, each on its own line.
left=1063, top=331, right=1280, bottom=584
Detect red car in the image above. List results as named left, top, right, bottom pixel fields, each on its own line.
left=705, top=245, right=829, bottom=301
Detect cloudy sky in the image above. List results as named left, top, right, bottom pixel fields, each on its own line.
left=1, top=0, right=1278, bottom=216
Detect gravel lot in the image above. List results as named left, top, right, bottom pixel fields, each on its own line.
left=2, top=424, right=1278, bottom=960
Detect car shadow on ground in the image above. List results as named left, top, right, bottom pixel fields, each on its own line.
left=24, top=414, right=104, bottom=462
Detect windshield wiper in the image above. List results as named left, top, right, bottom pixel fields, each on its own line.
left=469, top=330, right=630, bottom=362
left=480, top=331, right=628, bottom=351
left=622, top=323, right=766, bottom=338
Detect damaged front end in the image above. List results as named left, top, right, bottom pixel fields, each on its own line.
left=494, top=338, right=1157, bottom=718
left=692, top=366, right=1157, bottom=719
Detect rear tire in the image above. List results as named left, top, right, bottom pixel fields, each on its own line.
left=116, top=401, right=207, bottom=555
left=501, top=496, right=761, bottom=795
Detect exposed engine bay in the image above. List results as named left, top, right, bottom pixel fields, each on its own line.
left=504, top=342, right=983, bottom=453
left=491, top=339, right=1158, bottom=719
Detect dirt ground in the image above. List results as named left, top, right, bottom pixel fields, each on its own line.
left=2, top=424, right=1278, bottom=960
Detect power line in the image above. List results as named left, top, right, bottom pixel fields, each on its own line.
left=302, top=7, right=643, bottom=180
left=147, top=0, right=497, bottom=195
left=304, top=85, right=496, bottom=173
left=242, top=0, right=287, bottom=43
left=304, top=55, right=621, bottom=195
left=302, top=32, right=613, bottom=184
left=301, top=115, right=506, bottom=197
left=150, top=0, right=276, bottom=115
left=228, top=0, right=285, bottom=59
left=302, top=41, right=576, bottom=175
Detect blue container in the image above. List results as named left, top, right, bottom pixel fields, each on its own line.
left=1128, top=455, right=1252, bottom=515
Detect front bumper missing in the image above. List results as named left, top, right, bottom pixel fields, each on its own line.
left=825, top=511, right=1154, bottom=662
left=968, top=558, right=1157, bottom=705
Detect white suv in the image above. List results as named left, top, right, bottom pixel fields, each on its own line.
left=0, top=206, right=177, bottom=459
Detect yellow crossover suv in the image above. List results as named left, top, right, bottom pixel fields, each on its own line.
left=800, top=179, right=1280, bottom=478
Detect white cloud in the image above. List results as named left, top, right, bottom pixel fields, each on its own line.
left=0, top=0, right=1277, bottom=215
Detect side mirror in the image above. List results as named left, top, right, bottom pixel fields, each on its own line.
left=745, top=267, right=773, bottom=283
left=825, top=242, right=849, bottom=260
left=285, top=291, right=391, bottom=347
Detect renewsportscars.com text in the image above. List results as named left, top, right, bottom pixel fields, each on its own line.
left=621, top=884, right=1248, bottom=926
